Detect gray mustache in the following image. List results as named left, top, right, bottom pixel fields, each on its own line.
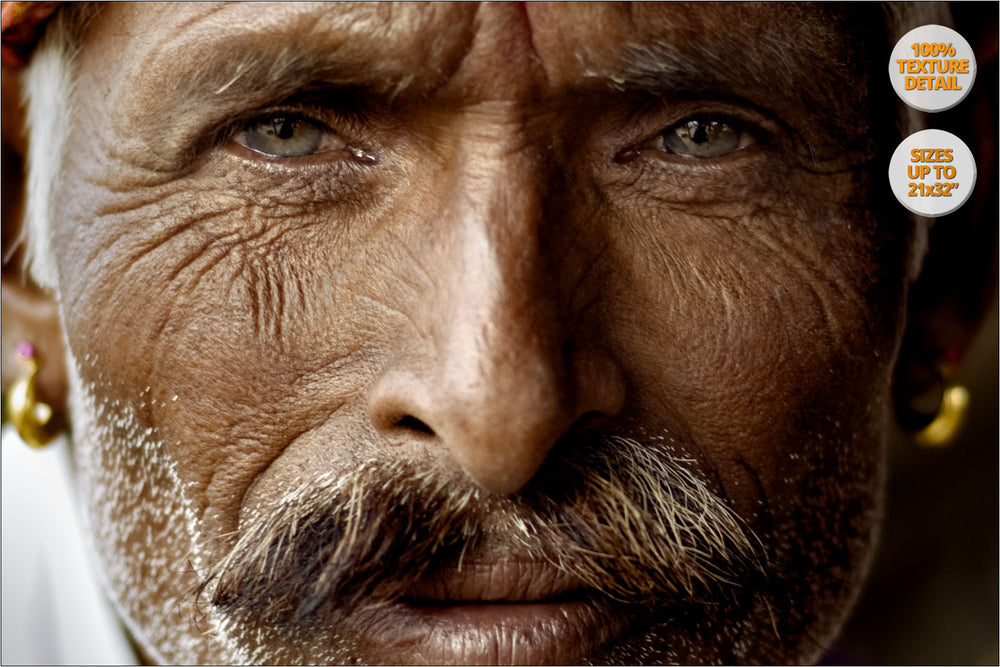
left=200, top=436, right=768, bottom=624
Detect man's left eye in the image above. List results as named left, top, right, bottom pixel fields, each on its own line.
left=236, top=115, right=346, bottom=158
left=657, top=117, right=751, bottom=159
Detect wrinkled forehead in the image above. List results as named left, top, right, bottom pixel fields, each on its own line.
left=79, top=2, right=881, bottom=122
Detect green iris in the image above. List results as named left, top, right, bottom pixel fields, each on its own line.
left=241, top=116, right=325, bottom=158
left=662, top=119, right=743, bottom=158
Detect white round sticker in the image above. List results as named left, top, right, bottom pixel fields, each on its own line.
left=889, top=24, right=976, bottom=112
left=888, top=129, right=976, bottom=217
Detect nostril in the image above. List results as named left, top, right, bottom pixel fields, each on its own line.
left=395, top=415, right=435, bottom=436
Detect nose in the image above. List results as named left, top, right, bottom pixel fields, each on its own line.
left=368, top=144, right=624, bottom=495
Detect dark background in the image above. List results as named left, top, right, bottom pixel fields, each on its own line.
left=832, top=5, right=998, bottom=661
left=833, top=302, right=998, bottom=664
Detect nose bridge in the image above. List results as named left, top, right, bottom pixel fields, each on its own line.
left=368, top=100, right=625, bottom=496
left=366, top=116, right=602, bottom=496
left=431, top=130, right=574, bottom=482
left=442, top=126, right=556, bottom=363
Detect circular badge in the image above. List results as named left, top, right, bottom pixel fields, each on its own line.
left=889, top=24, right=976, bottom=112
left=888, top=129, right=976, bottom=217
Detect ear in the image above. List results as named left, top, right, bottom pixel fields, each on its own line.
left=1, top=63, right=66, bottom=421
left=893, top=8, right=998, bottom=431
left=2, top=278, right=67, bottom=410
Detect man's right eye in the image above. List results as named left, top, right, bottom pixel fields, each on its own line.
left=236, top=115, right=347, bottom=159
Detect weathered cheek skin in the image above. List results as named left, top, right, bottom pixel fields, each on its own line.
left=56, top=164, right=405, bottom=525
left=594, top=159, right=906, bottom=653
left=54, top=150, right=441, bottom=661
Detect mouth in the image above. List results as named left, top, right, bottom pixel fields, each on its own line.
left=344, top=560, right=644, bottom=664
left=209, top=449, right=761, bottom=663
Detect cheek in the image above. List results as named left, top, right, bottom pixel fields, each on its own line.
left=597, top=176, right=905, bottom=512
left=66, top=360, right=211, bottom=663
left=53, top=169, right=418, bottom=541
left=592, top=173, right=904, bottom=653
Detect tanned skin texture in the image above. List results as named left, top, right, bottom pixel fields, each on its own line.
left=27, top=2, right=924, bottom=664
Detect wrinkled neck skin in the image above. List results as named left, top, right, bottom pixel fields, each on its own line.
left=49, top=2, right=910, bottom=664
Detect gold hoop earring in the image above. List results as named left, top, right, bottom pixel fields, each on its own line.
left=915, top=384, right=970, bottom=448
left=4, top=341, right=59, bottom=449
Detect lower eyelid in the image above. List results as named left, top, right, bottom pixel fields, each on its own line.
left=223, top=137, right=380, bottom=174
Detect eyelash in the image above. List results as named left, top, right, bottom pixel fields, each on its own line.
left=610, top=96, right=780, bottom=165
left=615, top=115, right=747, bottom=162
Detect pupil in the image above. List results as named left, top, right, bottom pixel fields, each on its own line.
left=692, top=122, right=709, bottom=144
left=272, top=118, right=295, bottom=140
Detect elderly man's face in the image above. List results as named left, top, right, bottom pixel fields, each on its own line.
left=50, top=2, right=907, bottom=664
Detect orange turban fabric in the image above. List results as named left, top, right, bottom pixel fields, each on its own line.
left=1, top=1, right=61, bottom=67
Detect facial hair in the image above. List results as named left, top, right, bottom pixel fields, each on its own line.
left=198, top=435, right=773, bottom=664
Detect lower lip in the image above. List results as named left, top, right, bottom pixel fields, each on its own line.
left=350, top=594, right=637, bottom=664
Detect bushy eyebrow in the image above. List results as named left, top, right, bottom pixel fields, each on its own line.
left=144, top=34, right=429, bottom=115
left=135, top=3, right=473, bottom=111
left=610, top=40, right=844, bottom=108
left=576, top=18, right=881, bottom=161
